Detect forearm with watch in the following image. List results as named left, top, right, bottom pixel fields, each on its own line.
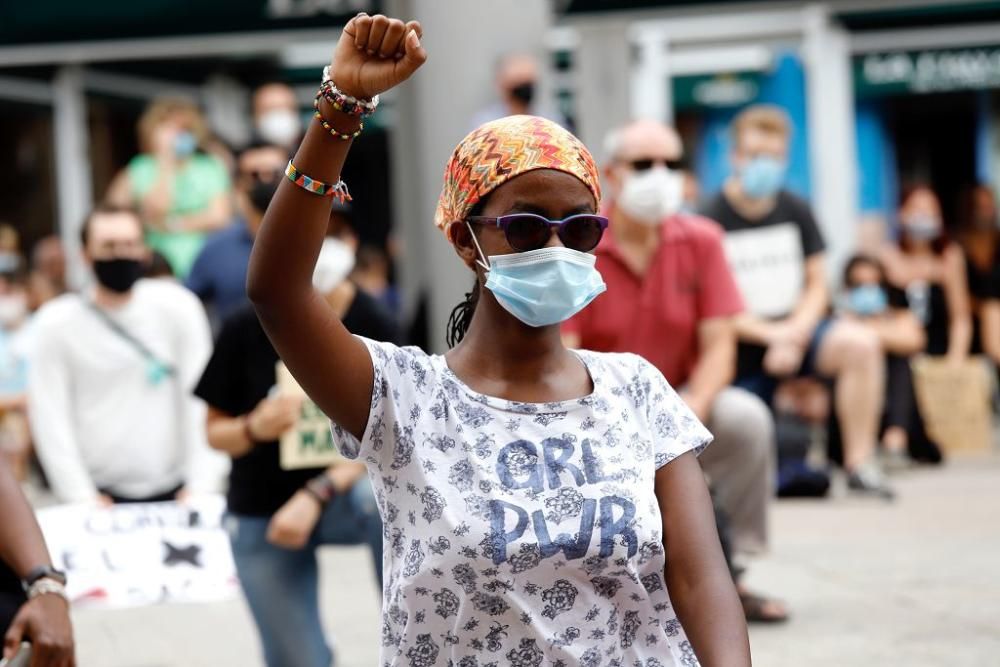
left=0, top=461, right=68, bottom=604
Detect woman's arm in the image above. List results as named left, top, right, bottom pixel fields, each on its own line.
left=104, top=169, right=133, bottom=207
left=657, top=452, right=751, bottom=666
left=247, top=15, right=425, bottom=440
left=942, top=245, right=973, bottom=361
left=0, top=459, right=75, bottom=665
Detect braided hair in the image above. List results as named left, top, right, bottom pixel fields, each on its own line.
left=446, top=200, right=486, bottom=348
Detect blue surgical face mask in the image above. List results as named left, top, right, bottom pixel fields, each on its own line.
left=174, top=131, right=198, bottom=158
left=469, top=223, right=606, bottom=327
left=845, top=284, right=887, bottom=317
left=901, top=214, right=942, bottom=241
left=739, top=156, right=787, bottom=199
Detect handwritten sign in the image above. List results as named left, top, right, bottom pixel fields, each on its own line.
left=911, top=356, right=993, bottom=455
left=276, top=362, right=344, bottom=470
left=36, top=495, right=238, bottom=609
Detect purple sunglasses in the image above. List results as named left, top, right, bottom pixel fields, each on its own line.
left=466, top=213, right=609, bottom=253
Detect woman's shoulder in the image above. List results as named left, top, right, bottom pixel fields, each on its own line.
left=576, top=348, right=668, bottom=386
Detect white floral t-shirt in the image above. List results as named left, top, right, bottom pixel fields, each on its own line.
left=332, top=339, right=713, bottom=667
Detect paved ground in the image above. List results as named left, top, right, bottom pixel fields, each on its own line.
left=69, top=453, right=1000, bottom=667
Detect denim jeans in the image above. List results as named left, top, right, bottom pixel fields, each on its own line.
left=226, top=478, right=383, bottom=667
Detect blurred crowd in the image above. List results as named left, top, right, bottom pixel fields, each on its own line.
left=1, top=51, right=998, bottom=666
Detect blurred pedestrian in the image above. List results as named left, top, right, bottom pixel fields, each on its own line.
left=0, top=256, right=31, bottom=481
left=27, top=206, right=227, bottom=505
left=1, top=457, right=74, bottom=666
left=700, top=104, right=893, bottom=498
left=195, top=231, right=394, bottom=667
left=27, top=236, right=67, bottom=312
left=564, top=119, right=785, bottom=623
left=838, top=254, right=941, bottom=465
left=470, top=52, right=561, bottom=129
left=955, top=183, right=1000, bottom=363
left=880, top=185, right=972, bottom=363
left=186, top=142, right=288, bottom=322
left=105, top=97, right=232, bottom=279
left=248, top=15, right=750, bottom=665
left=252, top=82, right=304, bottom=152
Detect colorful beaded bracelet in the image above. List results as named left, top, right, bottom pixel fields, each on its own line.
left=313, top=92, right=364, bottom=140
left=284, top=160, right=352, bottom=202
left=319, top=70, right=379, bottom=116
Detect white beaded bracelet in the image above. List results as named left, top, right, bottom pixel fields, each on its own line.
left=27, top=578, right=69, bottom=603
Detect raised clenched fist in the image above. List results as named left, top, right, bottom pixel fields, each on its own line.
left=328, top=14, right=427, bottom=100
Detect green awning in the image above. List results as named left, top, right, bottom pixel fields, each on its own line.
left=0, top=1, right=379, bottom=47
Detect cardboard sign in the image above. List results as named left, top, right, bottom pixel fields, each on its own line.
left=910, top=356, right=993, bottom=455
left=276, top=361, right=344, bottom=470
left=36, top=495, right=238, bottom=609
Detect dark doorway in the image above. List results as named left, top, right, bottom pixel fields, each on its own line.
left=888, top=91, right=978, bottom=227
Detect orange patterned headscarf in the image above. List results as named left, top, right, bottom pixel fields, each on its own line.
left=434, top=115, right=601, bottom=236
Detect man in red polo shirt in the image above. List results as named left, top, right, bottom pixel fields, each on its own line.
left=564, top=119, right=784, bottom=622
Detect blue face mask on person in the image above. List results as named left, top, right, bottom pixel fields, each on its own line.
left=739, top=155, right=787, bottom=199
left=845, top=284, right=888, bottom=317
left=173, top=131, right=198, bottom=158
left=469, top=224, right=606, bottom=327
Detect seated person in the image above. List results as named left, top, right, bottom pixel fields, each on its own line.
left=838, top=254, right=941, bottom=465
left=699, top=104, right=892, bottom=498
left=880, top=185, right=971, bottom=363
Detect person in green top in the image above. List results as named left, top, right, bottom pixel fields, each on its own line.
left=106, top=97, right=232, bottom=279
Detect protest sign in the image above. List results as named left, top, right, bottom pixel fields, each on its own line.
left=911, top=356, right=993, bottom=455
left=36, top=494, right=238, bottom=608
left=276, top=361, right=344, bottom=470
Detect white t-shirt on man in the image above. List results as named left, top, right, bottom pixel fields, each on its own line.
left=333, top=338, right=712, bottom=667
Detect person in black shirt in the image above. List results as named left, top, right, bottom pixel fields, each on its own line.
left=700, top=104, right=893, bottom=498
left=195, top=210, right=396, bottom=667
left=1, top=458, right=74, bottom=666
left=956, top=183, right=1000, bottom=364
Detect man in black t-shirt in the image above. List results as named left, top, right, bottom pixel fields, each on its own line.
left=195, top=211, right=397, bottom=667
left=700, top=104, right=893, bottom=498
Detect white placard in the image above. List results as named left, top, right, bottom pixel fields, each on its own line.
left=36, top=495, right=238, bottom=609
left=722, top=222, right=805, bottom=318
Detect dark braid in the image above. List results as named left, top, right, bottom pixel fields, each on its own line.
left=446, top=280, right=480, bottom=348
left=445, top=199, right=487, bottom=348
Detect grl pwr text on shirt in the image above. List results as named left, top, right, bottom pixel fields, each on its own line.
left=488, top=436, right=637, bottom=566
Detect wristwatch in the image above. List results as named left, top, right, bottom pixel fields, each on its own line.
left=21, top=565, right=67, bottom=592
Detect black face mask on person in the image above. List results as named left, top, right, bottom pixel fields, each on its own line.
left=509, top=82, right=535, bottom=106
left=93, top=258, right=144, bottom=293
left=248, top=176, right=280, bottom=215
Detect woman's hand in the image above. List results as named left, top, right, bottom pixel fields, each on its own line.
left=267, top=490, right=323, bottom=550
left=3, top=593, right=75, bottom=667
left=328, top=14, right=427, bottom=99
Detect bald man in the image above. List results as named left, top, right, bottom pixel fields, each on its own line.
left=564, top=119, right=786, bottom=622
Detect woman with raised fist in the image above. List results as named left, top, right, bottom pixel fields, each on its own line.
left=247, top=13, right=750, bottom=667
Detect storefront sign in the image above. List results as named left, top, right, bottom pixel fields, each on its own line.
left=36, top=496, right=238, bottom=609
left=672, top=72, right=761, bottom=110
left=856, top=47, right=1000, bottom=97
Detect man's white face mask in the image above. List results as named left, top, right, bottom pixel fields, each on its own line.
left=617, top=166, right=683, bottom=226
left=257, top=109, right=302, bottom=146
left=312, top=238, right=356, bottom=293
